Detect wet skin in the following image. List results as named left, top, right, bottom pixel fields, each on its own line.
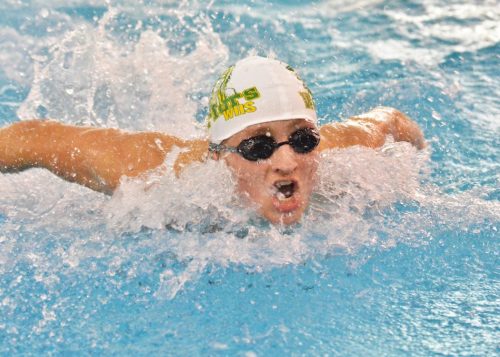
left=220, top=119, right=319, bottom=225
left=0, top=107, right=425, bottom=224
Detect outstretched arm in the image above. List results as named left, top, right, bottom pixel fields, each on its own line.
left=318, top=106, right=425, bottom=151
left=0, top=120, right=208, bottom=194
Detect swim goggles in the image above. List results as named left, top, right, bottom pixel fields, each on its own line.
left=209, top=127, right=320, bottom=161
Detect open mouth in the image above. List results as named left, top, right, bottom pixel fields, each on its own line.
left=274, top=180, right=297, bottom=199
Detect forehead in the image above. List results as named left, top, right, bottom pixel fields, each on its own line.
left=228, top=119, right=316, bottom=142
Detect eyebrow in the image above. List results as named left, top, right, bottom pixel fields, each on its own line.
left=244, top=120, right=315, bottom=138
left=248, top=128, right=272, bottom=136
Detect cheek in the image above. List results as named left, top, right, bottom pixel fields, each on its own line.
left=298, top=155, right=320, bottom=198
left=300, top=154, right=320, bottom=179
left=224, top=156, right=267, bottom=193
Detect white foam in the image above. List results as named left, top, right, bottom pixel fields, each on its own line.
left=15, top=4, right=228, bottom=138
left=1, top=139, right=498, bottom=298
left=1, top=0, right=498, bottom=300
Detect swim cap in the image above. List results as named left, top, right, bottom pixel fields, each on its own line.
left=206, top=56, right=317, bottom=144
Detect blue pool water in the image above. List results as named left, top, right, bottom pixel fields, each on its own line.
left=0, top=0, right=498, bottom=355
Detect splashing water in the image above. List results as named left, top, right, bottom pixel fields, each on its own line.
left=11, top=2, right=228, bottom=137
left=0, top=0, right=498, bottom=354
left=1, top=137, right=497, bottom=299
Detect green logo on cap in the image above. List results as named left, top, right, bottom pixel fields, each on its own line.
left=287, top=65, right=315, bottom=110
left=299, top=91, right=314, bottom=109
left=207, top=66, right=260, bottom=129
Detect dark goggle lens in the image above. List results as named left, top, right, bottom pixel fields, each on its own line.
left=289, top=128, right=320, bottom=153
left=236, top=128, right=320, bottom=161
left=237, top=136, right=276, bottom=161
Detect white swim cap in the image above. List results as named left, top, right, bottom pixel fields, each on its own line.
left=206, top=56, right=317, bottom=144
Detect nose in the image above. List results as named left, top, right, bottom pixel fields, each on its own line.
left=270, top=144, right=298, bottom=175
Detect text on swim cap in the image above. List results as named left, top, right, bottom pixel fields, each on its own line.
left=208, top=86, right=261, bottom=127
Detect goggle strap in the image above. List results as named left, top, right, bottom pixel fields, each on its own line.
left=209, top=143, right=238, bottom=154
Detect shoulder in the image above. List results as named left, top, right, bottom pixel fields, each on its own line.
left=318, top=107, right=425, bottom=150
left=318, top=112, right=388, bottom=150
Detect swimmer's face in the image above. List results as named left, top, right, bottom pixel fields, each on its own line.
left=221, top=119, right=320, bottom=225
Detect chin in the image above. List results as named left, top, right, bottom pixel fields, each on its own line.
left=263, top=208, right=304, bottom=226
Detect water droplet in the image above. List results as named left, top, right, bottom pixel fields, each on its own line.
left=431, top=110, right=442, bottom=121
left=40, top=8, right=49, bottom=18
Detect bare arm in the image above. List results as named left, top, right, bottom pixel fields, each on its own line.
left=0, top=120, right=208, bottom=194
left=318, top=106, right=426, bottom=151
left=0, top=108, right=423, bottom=193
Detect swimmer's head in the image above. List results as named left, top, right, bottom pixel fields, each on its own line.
left=206, top=56, right=320, bottom=225
left=206, top=56, right=317, bottom=144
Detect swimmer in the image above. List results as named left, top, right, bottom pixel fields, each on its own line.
left=0, top=56, right=425, bottom=225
